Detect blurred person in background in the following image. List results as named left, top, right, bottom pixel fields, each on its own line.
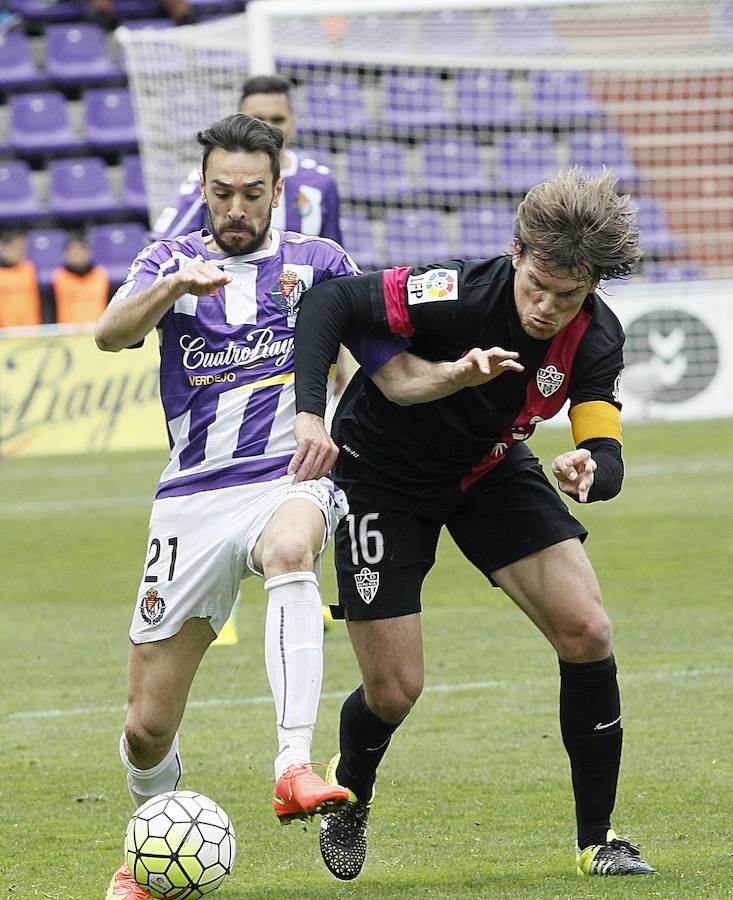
left=0, top=230, right=43, bottom=328
left=151, top=74, right=342, bottom=245
left=86, top=0, right=194, bottom=28
left=49, top=233, right=110, bottom=325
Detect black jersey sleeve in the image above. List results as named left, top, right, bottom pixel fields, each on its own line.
left=579, top=437, right=624, bottom=502
left=295, top=271, right=389, bottom=416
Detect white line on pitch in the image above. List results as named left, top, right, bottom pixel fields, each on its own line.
left=8, top=666, right=730, bottom=721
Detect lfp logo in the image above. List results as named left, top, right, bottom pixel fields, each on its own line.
left=425, top=269, right=457, bottom=299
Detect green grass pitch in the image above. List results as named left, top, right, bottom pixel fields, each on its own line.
left=1, top=418, right=732, bottom=899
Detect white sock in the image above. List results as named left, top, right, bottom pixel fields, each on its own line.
left=119, top=732, right=183, bottom=807
left=274, top=723, right=314, bottom=780
left=264, top=571, right=323, bottom=779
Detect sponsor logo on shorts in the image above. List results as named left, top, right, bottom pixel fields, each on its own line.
left=354, top=567, right=379, bottom=604
left=536, top=364, right=565, bottom=397
left=407, top=269, right=459, bottom=305
left=140, top=587, right=166, bottom=625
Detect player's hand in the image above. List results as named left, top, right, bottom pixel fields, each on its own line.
left=176, top=262, right=232, bottom=296
left=289, top=412, right=339, bottom=482
left=448, top=347, right=524, bottom=387
left=551, top=449, right=597, bottom=503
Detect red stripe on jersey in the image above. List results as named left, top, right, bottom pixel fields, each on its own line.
left=460, top=308, right=593, bottom=492
left=382, top=267, right=415, bottom=337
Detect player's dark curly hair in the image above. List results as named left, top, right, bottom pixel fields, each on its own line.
left=196, top=113, right=283, bottom=184
left=513, top=167, right=642, bottom=284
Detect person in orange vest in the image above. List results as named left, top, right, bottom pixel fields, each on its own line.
left=0, top=230, right=43, bottom=329
left=51, top=233, right=110, bottom=325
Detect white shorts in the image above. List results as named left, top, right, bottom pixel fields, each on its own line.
left=129, top=476, right=347, bottom=644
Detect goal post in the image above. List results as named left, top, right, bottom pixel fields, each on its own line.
left=119, top=0, right=733, bottom=280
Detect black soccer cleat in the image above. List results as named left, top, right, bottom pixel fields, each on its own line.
left=577, top=829, right=656, bottom=876
left=319, top=753, right=372, bottom=880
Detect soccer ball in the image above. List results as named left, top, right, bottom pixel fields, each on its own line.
left=125, top=790, right=236, bottom=899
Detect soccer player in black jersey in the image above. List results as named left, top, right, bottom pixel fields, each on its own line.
left=289, top=169, right=656, bottom=879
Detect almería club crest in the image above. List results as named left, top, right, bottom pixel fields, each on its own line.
left=536, top=364, right=565, bottom=398
left=354, top=567, right=379, bottom=604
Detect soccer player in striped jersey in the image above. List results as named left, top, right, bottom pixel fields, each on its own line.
left=292, top=169, right=656, bottom=880
left=151, top=73, right=345, bottom=645
left=98, top=113, right=497, bottom=899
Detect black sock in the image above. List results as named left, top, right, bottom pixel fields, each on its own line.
left=336, top=685, right=402, bottom=803
left=559, top=655, right=623, bottom=850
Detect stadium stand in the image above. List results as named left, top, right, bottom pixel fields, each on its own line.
left=88, top=221, right=147, bottom=285
left=0, top=0, right=721, bottom=329
left=10, top=91, right=84, bottom=156
left=45, top=23, right=125, bottom=87
left=84, top=87, right=139, bottom=152
left=0, top=159, right=45, bottom=223
left=0, top=28, right=48, bottom=91
left=49, top=156, right=124, bottom=219
left=26, top=227, right=69, bottom=287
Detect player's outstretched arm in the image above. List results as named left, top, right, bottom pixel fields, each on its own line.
left=551, top=449, right=597, bottom=503
left=288, top=411, right=339, bottom=483
left=95, top=262, right=231, bottom=352
left=372, top=346, right=523, bottom=405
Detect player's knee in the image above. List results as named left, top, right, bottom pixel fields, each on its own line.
left=124, top=720, right=173, bottom=762
left=261, top=532, right=317, bottom=578
left=555, top=607, right=612, bottom=661
left=367, top=673, right=423, bottom=724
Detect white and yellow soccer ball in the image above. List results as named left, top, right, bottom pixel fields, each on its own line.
left=125, top=790, right=236, bottom=899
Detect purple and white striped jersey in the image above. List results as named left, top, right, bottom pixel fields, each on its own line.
left=114, top=229, right=402, bottom=500
left=150, top=149, right=342, bottom=244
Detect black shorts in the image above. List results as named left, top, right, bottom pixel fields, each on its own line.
left=333, top=444, right=588, bottom=621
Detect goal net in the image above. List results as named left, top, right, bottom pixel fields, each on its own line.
left=118, top=0, right=733, bottom=282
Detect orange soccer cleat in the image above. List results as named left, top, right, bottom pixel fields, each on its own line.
left=272, top=763, right=350, bottom=825
left=105, top=862, right=153, bottom=899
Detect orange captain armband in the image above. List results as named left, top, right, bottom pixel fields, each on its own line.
left=569, top=401, right=623, bottom=447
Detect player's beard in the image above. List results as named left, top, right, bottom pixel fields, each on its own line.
left=209, top=209, right=273, bottom=257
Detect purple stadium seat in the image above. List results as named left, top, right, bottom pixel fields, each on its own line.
left=122, top=155, right=148, bottom=215
left=528, top=70, right=603, bottom=124
left=8, top=0, right=82, bottom=24
left=421, top=140, right=487, bottom=193
left=492, top=7, right=561, bottom=52
left=634, top=197, right=682, bottom=257
left=645, top=261, right=705, bottom=282
left=26, top=228, right=69, bottom=287
left=297, top=79, right=371, bottom=132
left=84, top=87, right=139, bottom=152
left=454, top=71, right=523, bottom=127
left=382, top=73, right=448, bottom=128
left=10, top=91, right=83, bottom=156
left=457, top=204, right=516, bottom=259
left=382, top=209, right=453, bottom=267
left=339, top=212, right=381, bottom=272
left=49, top=156, right=122, bottom=219
left=45, top=23, right=125, bottom=88
left=343, top=143, right=415, bottom=200
left=0, top=160, right=45, bottom=223
left=493, top=133, right=560, bottom=193
left=0, top=29, right=48, bottom=91
left=567, top=130, right=641, bottom=186
left=88, top=222, right=148, bottom=284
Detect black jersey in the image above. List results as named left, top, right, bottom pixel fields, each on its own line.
left=296, top=256, right=624, bottom=492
